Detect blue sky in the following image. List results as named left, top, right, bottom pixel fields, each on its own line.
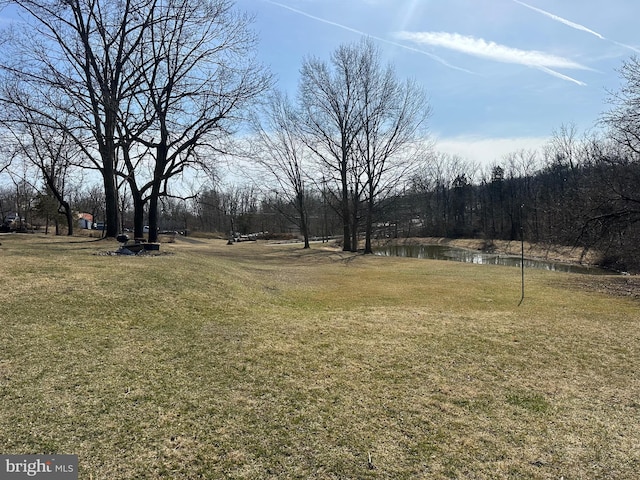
left=236, top=0, right=639, bottom=165
left=1, top=0, right=637, bottom=167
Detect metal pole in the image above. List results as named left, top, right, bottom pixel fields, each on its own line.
left=518, top=204, right=525, bottom=306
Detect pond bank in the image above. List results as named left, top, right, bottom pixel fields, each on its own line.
left=375, top=237, right=602, bottom=268
left=373, top=237, right=640, bottom=299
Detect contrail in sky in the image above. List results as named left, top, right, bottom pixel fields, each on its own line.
left=513, top=0, right=605, bottom=39
left=397, top=31, right=588, bottom=86
left=537, top=66, right=586, bottom=87
left=514, top=0, right=640, bottom=54
left=263, top=0, right=475, bottom=74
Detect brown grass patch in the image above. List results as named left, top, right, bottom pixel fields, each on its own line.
left=0, top=234, right=638, bottom=478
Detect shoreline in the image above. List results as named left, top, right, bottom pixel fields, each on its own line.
left=375, top=237, right=602, bottom=268
left=374, top=237, right=640, bottom=300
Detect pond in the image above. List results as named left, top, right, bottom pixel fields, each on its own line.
left=375, top=244, right=614, bottom=275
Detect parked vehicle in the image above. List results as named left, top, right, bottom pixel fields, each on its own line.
left=4, top=212, right=19, bottom=223
left=1, top=213, right=27, bottom=232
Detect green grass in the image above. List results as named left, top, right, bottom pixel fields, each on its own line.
left=0, top=234, right=638, bottom=479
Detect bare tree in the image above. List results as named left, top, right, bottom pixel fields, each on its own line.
left=602, top=56, right=640, bottom=155
left=298, top=42, right=369, bottom=251
left=253, top=91, right=311, bottom=248
left=2, top=108, right=79, bottom=235
left=3, top=159, right=37, bottom=230
left=354, top=41, right=431, bottom=253
left=0, top=0, right=159, bottom=237
left=1, top=0, right=269, bottom=240
left=298, top=39, right=431, bottom=252
left=126, top=0, right=271, bottom=242
left=599, top=58, right=640, bottom=263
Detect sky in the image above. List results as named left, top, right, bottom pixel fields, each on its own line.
left=235, top=0, right=640, bottom=166
left=0, top=0, right=637, bottom=169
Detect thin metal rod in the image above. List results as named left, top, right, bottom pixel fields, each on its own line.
left=518, top=205, right=525, bottom=306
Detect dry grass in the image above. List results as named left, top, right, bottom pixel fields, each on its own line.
left=0, top=233, right=638, bottom=479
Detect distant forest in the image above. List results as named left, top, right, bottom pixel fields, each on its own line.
left=192, top=126, right=640, bottom=273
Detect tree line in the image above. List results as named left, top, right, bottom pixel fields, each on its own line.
left=1, top=1, right=639, bottom=271
left=404, top=128, right=640, bottom=272
left=1, top=125, right=639, bottom=271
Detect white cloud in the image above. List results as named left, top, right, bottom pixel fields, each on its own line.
left=264, top=0, right=473, bottom=73
left=436, top=135, right=549, bottom=167
left=396, top=31, right=587, bottom=70
left=395, top=31, right=589, bottom=85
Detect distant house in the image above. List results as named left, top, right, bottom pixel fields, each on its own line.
left=78, top=212, right=94, bottom=229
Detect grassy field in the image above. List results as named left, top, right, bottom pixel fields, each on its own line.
left=0, top=234, right=638, bottom=479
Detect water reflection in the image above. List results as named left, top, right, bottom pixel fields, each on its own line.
left=375, top=244, right=613, bottom=275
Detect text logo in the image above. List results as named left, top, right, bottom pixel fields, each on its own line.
left=0, top=456, right=78, bottom=479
